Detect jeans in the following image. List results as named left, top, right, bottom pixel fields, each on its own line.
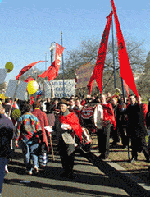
left=0, top=157, right=7, bottom=194
left=21, top=141, right=39, bottom=170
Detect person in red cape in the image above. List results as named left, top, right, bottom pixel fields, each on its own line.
left=98, top=94, right=116, bottom=160
left=32, top=101, right=49, bottom=167
left=52, top=99, right=83, bottom=179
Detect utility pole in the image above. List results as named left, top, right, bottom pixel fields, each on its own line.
left=45, top=52, right=47, bottom=71
left=61, top=31, right=65, bottom=97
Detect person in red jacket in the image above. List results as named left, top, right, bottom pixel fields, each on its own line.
left=98, top=94, right=116, bottom=159
left=32, top=101, right=49, bottom=167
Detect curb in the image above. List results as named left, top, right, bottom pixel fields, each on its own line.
left=90, top=150, right=150, bottom=197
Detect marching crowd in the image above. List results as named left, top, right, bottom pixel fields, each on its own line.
left=0, top=92, right=150, bottom=196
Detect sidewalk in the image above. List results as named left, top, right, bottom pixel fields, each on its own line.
left=90, top=133, right=150, bottom=197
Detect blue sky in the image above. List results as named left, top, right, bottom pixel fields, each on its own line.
left=0, top=0, right=150, bottom=82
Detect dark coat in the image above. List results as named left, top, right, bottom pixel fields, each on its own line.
left=126, top=103, right=147, bottom=137
left=146, top=112, right=150, bottom=128
left=0, top=114, right=14, bottom=158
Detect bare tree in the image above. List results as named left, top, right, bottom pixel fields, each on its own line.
left=137, top=52, right=150, bottom=99
left=63, top=38, right=145, bottom=95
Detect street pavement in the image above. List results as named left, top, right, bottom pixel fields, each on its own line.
left=2, top=134, right=150, bottom=197
left=2, top=149, right=130, bottom=197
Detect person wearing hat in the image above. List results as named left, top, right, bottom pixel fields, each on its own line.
left=53, top=99, right=83, bottom=179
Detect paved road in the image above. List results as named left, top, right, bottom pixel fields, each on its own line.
left=2, top=148, right=130, bottom=197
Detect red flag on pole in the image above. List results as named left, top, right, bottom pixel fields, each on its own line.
left=16, top=61, right=45, bottom=80
left=38, top=43, right=65, bottom=81
left=55, top=43, right=65, bottom=73
left=111, top=0, right=139, bottom=98
left=37, top=61, right=57, bottom=81
left=87, top=12, right=113, bottom=94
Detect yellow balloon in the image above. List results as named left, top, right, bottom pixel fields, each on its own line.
left=27, top=80, right=39, bottom=95
left=11, top=109, right=21, bottom=120
left=0, top=94, right=5, bottom=99
left=5, top=62, right=14, bottom=73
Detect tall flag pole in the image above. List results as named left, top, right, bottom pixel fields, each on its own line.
left=111, top=0, right=139, bottom=99
left=121, top=77, right=126, bottom=102
left=61, top=31, right=65, bottom=97
left=111, top=18, right=117, bottom=89
left=87, top=11, right=113, bottom=94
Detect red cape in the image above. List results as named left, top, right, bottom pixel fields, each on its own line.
left=58, top=112, right=83, bottom=142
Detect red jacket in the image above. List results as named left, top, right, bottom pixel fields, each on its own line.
left=32, top=108, right=49, bottom=150
left=102, top=103, right=116, bottom=130
left=141, top=103, right=148, bottom=125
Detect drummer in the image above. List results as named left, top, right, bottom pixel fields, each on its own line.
left=73, top=98, right=83, bottom=120
left=80, top=98, right=96, bottom=134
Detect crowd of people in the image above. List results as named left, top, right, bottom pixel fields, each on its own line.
left=0, top=91, right=150, bottom=195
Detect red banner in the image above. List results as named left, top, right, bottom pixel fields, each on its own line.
left=111, top=0, right=139, bottom=98
left=55, top=43, right=65, bottom=72
left=37, top=61, right=56, bottom=80
left=87, top=12, right=113, bottom=94
left=16, top=61, right=45, bottom=80
left=38, top=43, right=65, bottom=81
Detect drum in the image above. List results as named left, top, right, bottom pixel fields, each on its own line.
left=93, top=104, right=103, bottom=129
left=80, top=105, right=95, bottom=132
